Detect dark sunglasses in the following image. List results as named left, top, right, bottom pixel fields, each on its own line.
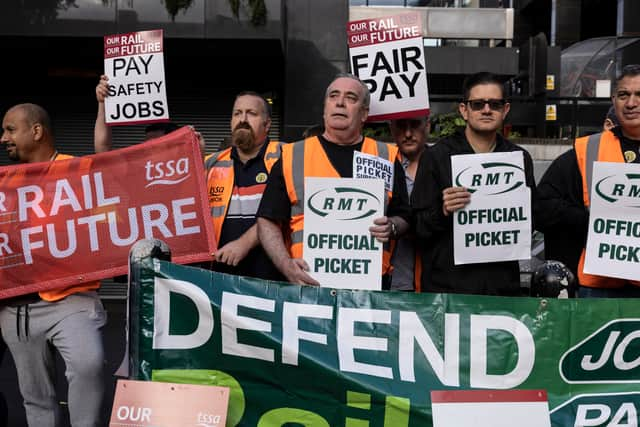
left=465, top=98, right=507, bottom=111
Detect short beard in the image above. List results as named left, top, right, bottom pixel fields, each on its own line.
left=232, top=122, right=256, bottom=153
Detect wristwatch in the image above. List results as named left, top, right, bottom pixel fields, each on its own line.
left=389, top=219, right=398, bottom=239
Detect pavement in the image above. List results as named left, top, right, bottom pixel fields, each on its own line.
left=0, top=300, right=126, bottom=427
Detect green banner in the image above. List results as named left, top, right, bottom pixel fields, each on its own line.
left=131, top=257, right=640, bottom=426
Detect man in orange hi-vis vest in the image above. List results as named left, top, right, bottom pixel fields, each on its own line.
left=537, top=64, right=640, bottom=298
left=204, top=92, right=284, bottom=281
left=256, top=73, right=411, bottom=287
left=0, top=103, right=106, bottom=426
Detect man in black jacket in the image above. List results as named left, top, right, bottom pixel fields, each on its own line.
left=412, top=72, right=536, bottom=295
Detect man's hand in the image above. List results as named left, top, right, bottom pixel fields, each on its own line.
left=369, top=216, right=394, bottom=243
left=283, top=258, right=320, bottom=286
left=442, top=186, right=471, bottom=216
left=96, top=75, right=109, bottom=103
left=213, top=239, right=252, bottom=266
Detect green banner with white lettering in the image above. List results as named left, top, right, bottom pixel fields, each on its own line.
left=130, top=257, right=640, bottom=426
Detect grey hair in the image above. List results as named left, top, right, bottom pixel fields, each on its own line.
left=325, top=73, right=371, bottom=109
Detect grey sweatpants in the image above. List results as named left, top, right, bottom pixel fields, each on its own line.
left=0, top=291, right=107, bottom=427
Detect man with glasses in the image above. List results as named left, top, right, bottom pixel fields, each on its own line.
left=537, top=64, right=640, bottom=298
left=412, top=72, right=536, bottom=295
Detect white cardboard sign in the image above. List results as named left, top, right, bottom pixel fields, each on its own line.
left=303, top=177, right=384, bottom=290
left=348, top=12, right=430, bottom=121
left=431, top=389, right=551, bottom=427
left=451, top=151, right=531, bottom=265
left=104, top=29, right=169, bottom=125
left=584, top=161, right=640, bottom=281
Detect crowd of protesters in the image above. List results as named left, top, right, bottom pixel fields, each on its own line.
left=1, top=64, right=639, bottom=426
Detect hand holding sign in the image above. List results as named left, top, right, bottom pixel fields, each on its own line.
left=442, top=187, right=471, bottom=216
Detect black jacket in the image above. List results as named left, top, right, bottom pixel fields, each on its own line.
left=412, top=130, right=537, bottom=295
left=535, top=148, right=588, bottom=280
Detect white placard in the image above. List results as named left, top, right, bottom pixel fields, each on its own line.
left=104, top=30, right=169, bottom=125
left=303, top=177, right=384, bottom=290
left=584, top=161, right=640, bottom=281
left=451, top=151, right=531, bottom=265
left=353, top=151, right=394, bottom=192
left=348, top=13, right=430, bottom=121
left=432, top=390, right=551, bottom=427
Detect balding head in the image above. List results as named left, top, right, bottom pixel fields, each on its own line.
left=1, top=103, right=56, bottom=163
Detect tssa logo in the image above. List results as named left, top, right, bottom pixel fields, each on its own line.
left=559, top=319, right=640, bottom=384
left=145, top=158, right=190, bottom=187
left=595, top=174, right=640, bottom=207
left=196, top=412, right=222, bottom=427
left=307, top=187, right=381, bottom=220
left=455, top=162, right=525, bottom=195
left=550, top=392, right=640, bottom=427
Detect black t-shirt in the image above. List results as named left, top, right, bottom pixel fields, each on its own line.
left=615, top=126, right=640, bottom=163
left=257, top=135, right=411, bottom=222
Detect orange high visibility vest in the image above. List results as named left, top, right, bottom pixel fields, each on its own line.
left=282, top=136, right=398, bottom=275
left=574, top=131, right=640, bottom=288
left=205, top=141, right=282, bottom=245
left=39, top=154, right=100, bottom=301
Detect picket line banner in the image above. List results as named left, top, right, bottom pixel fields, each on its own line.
left=348, top=12, right=430, bottom=121
left=104, top=29, right=169, bottom=125
left=0, top=127, right=215, bottom=299
left=303, top=177, right=384, bottom=290
left=131, top=259, right=640, bottom=427
left=109, top=379, right=229, bottom=427
left=584, top=161, right=640, bottom=281
left=451, top=151, right=531, bottom=265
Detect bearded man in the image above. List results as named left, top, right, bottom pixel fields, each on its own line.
left=204, top=91, right=284, bottom=280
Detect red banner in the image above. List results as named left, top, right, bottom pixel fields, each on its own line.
left=0, top=127, right=215, bottom=299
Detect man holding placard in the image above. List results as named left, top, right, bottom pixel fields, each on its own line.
left=256, top=74, right=410, bottom=288
left=413, top=72, right=536, bottom=295
left=537, top=64, right=640, bottom=298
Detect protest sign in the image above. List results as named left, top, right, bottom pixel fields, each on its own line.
left=104, top=29, right=169, bottom=125
left=303, top=177, right=384, bottom=289
left=130, top=258, right=640, bottom=427
left=431, top=390, right=551, bottom=427
left=348, top=12, right=430, bottom=121
left=0, top=127, right=214, bottom=299
left=584, top=161, right=640, bottom=280
left=451, top=151, right=531, bottom=264
left=353, top=151, right=394, bottom=192
left=109, top=379, right=229, bottom=427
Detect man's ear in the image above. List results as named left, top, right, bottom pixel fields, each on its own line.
left=502, top=102, right=511, bottom=118
left=32, top=123, right=44, bottom=141
left=458, top=102, right=468, bottom=121
left=361, top=106, right=369, bottom=124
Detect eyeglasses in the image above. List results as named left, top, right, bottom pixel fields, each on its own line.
left=465, top=99, right=507, bottom=111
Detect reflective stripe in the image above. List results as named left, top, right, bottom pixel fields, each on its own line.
left=210, top=205, right=225, bottom=218
left=291, top=229, right=304, bottom=244
left=204, top=151, right=222, bottom=170
left=266, top=142, right=283, bottom=160
left=375, top=140, right=391, bottom=208
left=291, top=140, right=305, bottom=217
left=376, top=140, right=389, bottom=160
left=585, top=132, right=602, bottom=201
left=213, top=159, right=233, bottom=168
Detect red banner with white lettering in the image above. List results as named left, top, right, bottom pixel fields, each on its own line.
left=0, top=127, right=215, bottom=299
